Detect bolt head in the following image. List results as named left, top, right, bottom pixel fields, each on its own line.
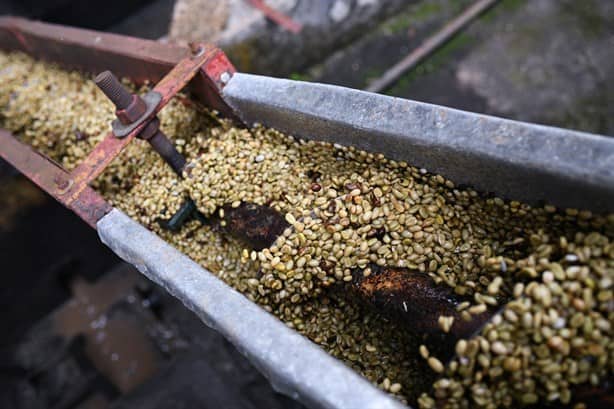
left=189, top=43, right=205, bottom=57
left=53, top=175, right=70, bottom=190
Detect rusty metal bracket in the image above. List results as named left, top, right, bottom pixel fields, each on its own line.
left=68, top=45, right=215, bottom=193
left=0, top=42, right=227, bottom=228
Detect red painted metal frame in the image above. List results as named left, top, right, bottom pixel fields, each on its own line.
left=0, top=18, right=238, bottom=229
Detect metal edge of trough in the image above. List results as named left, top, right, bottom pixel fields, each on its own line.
left=222, top=73, right=614, bottom=213
left=97, top=209, right=408, bottom=409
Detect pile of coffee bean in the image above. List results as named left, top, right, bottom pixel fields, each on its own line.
left=1, top=52, right=611, bottom=408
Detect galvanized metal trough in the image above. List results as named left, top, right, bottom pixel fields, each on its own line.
left=1, top=17, right=613, bottom=409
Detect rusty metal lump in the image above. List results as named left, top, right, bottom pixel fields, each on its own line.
left=1, top=51, right=612, bottom=409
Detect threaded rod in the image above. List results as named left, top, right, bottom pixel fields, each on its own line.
left=94, top=70, right=133, bottom=110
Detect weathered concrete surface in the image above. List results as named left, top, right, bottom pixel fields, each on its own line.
left=168, top=0, right=415, bottom=75
left=169, top=0, right=230, bottom=42
left=310, top=0, right=475, bottom=89
left=456, top=0, right=614, bottom=136
left=309, top=0, right=614, bottom=136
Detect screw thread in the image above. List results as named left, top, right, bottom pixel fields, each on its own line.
left=94, top=71, right=133, bottom=109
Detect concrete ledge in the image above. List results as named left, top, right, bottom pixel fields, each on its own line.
left=223, top=73, right=614, bottom=213
left=97, top=209, right=407, bottom=409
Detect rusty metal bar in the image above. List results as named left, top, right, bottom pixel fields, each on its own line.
left=0, top=17, right=238, bottom=119
left=0, top=17, right=186, bottom=83
left=365, top=0, right=499, bottom=93
left=247, top=0, right=303, bottom=34
left=0, top=129, right=111, bottom=228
